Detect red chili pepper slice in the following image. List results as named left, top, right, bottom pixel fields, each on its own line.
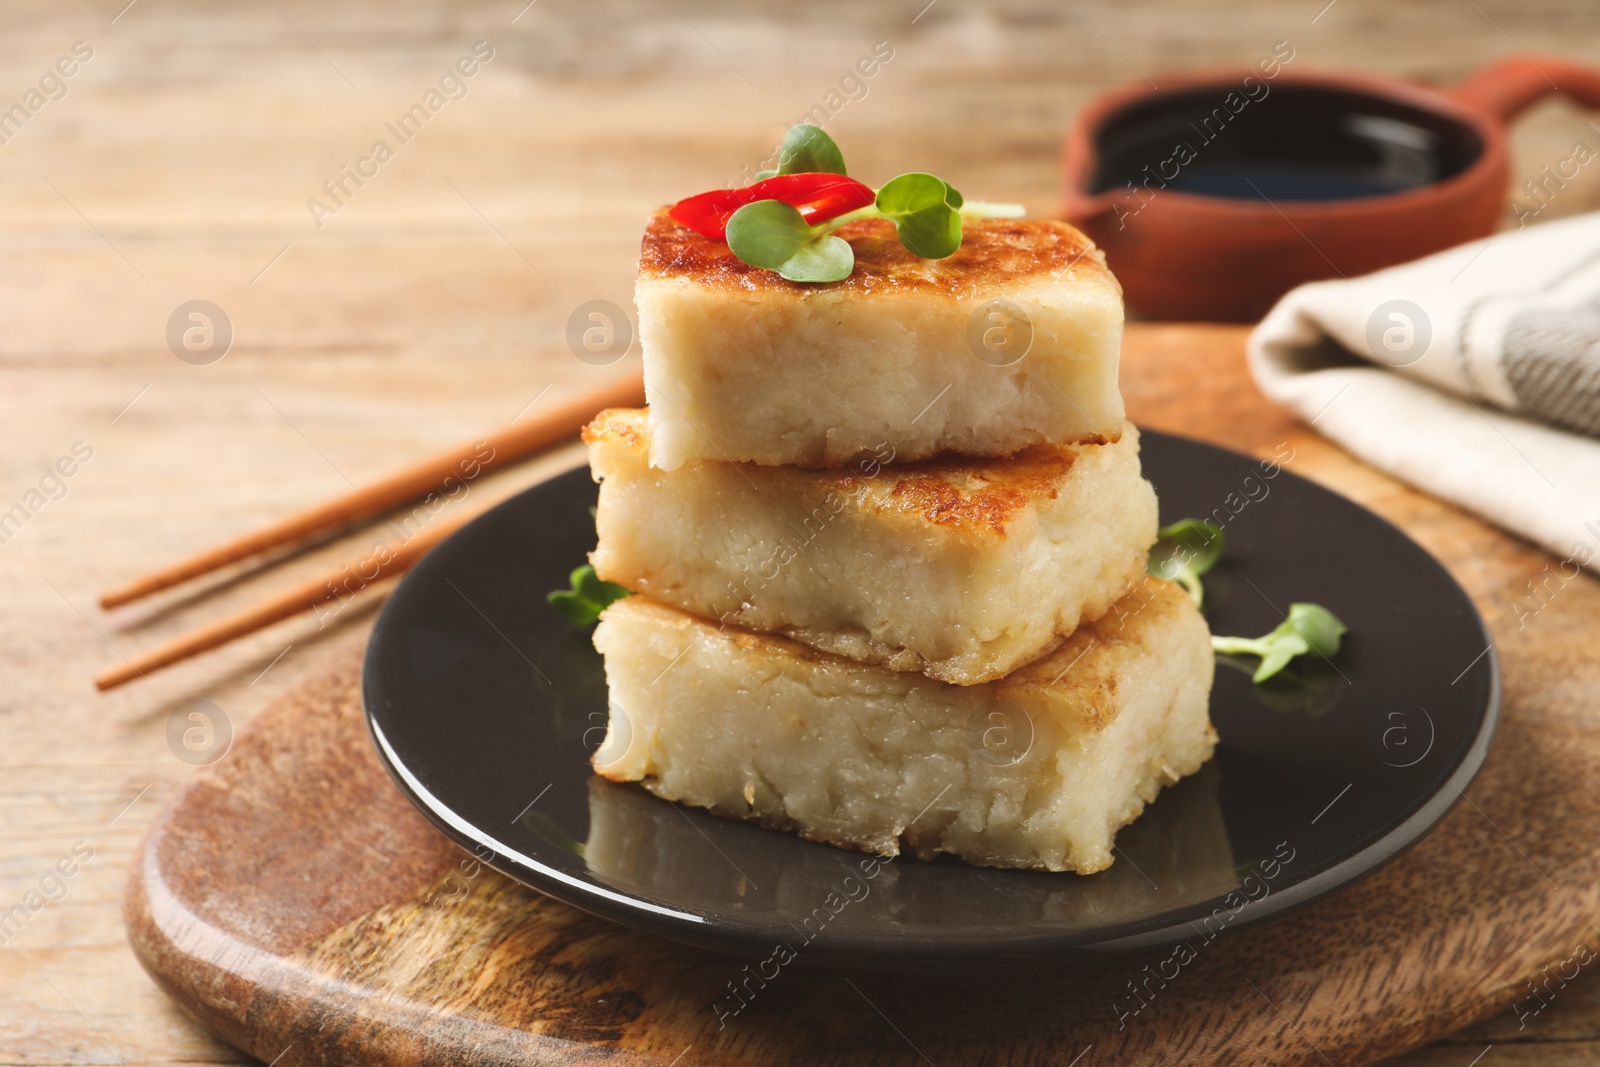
left=669, top=173, right=876, bottom=241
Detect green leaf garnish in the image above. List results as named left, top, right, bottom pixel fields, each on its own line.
left=1211, top=603, right=1348, bottom=683
left=1143, top=515, right=1349, bottom=686
left=547, top=564, right=630, bottom=625
left=705, top=127, right=1027, bottom=281
left=875, top=172, right=965, bottom=259
left=726, top=200, right=855, bottom=283
left=775, top=124, right=847, bottom=176
left=772, top=234, right=854, bottom=282
left=726, top=201, right=811, bottom=266
left=1147, top=519, right=1224, bottom=606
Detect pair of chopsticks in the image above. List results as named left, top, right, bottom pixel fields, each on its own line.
left=94, top=372, right=645, bottom=691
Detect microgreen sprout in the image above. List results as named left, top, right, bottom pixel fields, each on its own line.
left=1146, top=518, right=1224, bottom=607
left=769, top=123, right=848, bottom=177
left=672, top=124, right=1024, bottom=284
left=726, top=200, right=857, bottom=283
left=547, top=564, right=630, bottom=625
left=1211, top=603, right=1349, bottom=683
left=875, top=172, right=966, bottom=259
left=1148, top=517, right=1347, bottom=684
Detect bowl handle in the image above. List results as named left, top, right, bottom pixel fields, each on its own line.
left=1450, top=53, right=1600, bottom=124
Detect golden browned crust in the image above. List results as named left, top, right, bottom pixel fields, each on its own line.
left=637, top=207, right=1115, bottom=298
left=831, top=449, right=1078, bottom=537
left=588, top=407, right=1095, bottom=539
left=600, top=586, right=1197, bottom=751
left=1001, top=576, right=1193, bottom=730
left=581, top=407, right=646, bottom=448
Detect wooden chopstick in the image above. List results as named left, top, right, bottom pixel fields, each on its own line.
left=94, top=507, right=476, bottom=691
left=98, top=371, right=644, bottom=610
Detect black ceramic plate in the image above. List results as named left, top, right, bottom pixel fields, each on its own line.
left=363, top=430, right=1499, bottom=972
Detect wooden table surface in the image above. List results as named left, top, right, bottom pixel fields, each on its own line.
left=4, top=1, right=1600, bottom=1063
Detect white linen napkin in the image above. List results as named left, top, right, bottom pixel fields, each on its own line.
left=1248, top=212, right=1600, bottom=575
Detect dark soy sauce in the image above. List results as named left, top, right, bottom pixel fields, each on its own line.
left=1090, top=84, right=1484, bottom=201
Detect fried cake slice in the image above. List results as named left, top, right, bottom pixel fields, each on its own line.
left=585, top=407, right=1157, bottom=684
left=590, top=579, right=1216, bottom=874
left=636, top=210, right=1125, bottom=470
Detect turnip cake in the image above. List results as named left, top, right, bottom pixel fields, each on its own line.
left=637, top=210, right=1125, bottom=470
left=585, top=407, right=1157, bottom=684
left=590, top=579, right=1215, bottom=874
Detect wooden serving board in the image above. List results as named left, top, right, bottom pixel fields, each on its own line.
left=124, top=328, right=1600, bottom=1066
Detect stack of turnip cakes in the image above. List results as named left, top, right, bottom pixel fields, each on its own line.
left=583, top=210, right=1215, bottom=874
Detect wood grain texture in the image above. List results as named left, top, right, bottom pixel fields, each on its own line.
left=7, top=0, right=1600, bottom=1063
left=116, top=325, right=1600, bottom=1067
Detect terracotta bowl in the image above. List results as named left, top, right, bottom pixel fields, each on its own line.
left=1062, top=54, right=1600, bottom=322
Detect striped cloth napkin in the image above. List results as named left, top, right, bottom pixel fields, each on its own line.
left=1248, top=212, right=1600, bottom=577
